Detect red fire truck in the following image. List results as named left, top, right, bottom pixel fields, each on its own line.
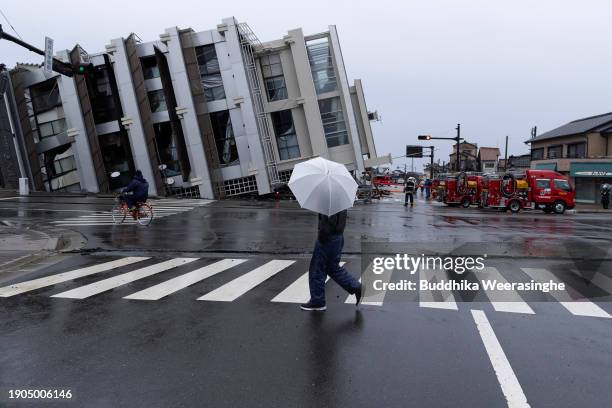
left=481, top=170, right=575, bottom=213
left=440, top=172, right=483, bottom=208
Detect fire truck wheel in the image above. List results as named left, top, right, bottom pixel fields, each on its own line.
left=508, top=200, right=521, bottom=213
left=461, top=197, right=471, bottom=208
left=553, top=200, right=566, bottom=214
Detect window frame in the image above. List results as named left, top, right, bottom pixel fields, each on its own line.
left=547, top=145, right=563, bottom=159
left=531, top=148, right=544, bottom=160
left=271, top=110, right=300, bottom=161
left=566, top=142, right=586, bottom=159
left=318, top=97, right=349, bottom=148
left=147, top=89, right=167, bottom=113
left=195, top=44, right=226, bottom=102
left=260, top=54, right=288, bottom=102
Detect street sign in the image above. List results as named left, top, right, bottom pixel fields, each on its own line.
left=406, top=145, right=423, bottom=158
left=43, top=36, right=54, bottom=74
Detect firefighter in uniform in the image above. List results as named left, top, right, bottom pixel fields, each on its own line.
left=404, top=177, right=416, bottom=207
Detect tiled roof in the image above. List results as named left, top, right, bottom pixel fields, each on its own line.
left=526, top=112, right=612, bottom=143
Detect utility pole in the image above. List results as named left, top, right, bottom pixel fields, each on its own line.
left=455, top=123, right=461, bottom=172
left=429, top=146, right=434, bottom=179
left=504, top=135, right=508, bottom=172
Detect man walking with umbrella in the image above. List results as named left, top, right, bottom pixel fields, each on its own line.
left=288, top=157, right=363, bottom=311
left=602, top=183, right=610, bottom=209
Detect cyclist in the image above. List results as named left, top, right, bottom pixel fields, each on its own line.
left=121, top=170, right=149, bottom=213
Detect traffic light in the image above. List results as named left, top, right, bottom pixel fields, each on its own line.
left=72, top=62, right=93, bottom=76
left=418, top=135, right=432, bottom=140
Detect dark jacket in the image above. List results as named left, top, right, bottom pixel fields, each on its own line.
left=318, top=210, right=347, bottom=243
left=405, top=180, right=416, bottom=193
left=124, top=175, right=149, bottom=201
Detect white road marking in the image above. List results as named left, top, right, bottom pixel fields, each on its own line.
left=344, top=261, right=385, bottom=306
left=571, top=268, right=612, bottom=294
left=471, top=310, right=530, bottom=408
left=124, top=259, right=246, bottom=300
left=419, top=267, right=458, bottom=310
left=0, top=257, right=149, bottom=297
left=474, top=267, right=535, bottom=314
left=521, top=268, right=611, bottom=318
left=270, top=262, right=343, bottom=304
left=51, top=258, right=198, bottom=299
left=0, top=197, right=19, bottom=201
left=199, top=260, right=295, bottom=302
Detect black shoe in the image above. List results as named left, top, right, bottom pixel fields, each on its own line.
left=355, top=286, right=362, bottom=306
left=300, top=302, right=327, bottom=311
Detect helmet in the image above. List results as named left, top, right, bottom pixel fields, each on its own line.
left=603, top=184, right=609, bottom=190
left=408, top=177, right=416, bottom=182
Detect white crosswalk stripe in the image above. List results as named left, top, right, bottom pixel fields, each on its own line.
left=271, top=262, right=343, bottom=304
left=51, top=198, right=213, bottom=226
left=124, top=259, right=247, bottom=300
left=419, top=267, right=458, bottom=310
left=199, top=260, right=295, bottom=302
left=0, top=257, right=149, bottom=297
left=522, top=267, right=612, bottom=319
left=3, top=257, right=611, bottom=319
left=51, top=258, right=198, bottom=299
left=474, top=267, right=535, bottom=314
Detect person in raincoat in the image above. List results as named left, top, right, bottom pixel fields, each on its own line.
left=300, top=210, right=362, bottom=311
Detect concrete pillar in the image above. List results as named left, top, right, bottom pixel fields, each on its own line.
left=328, top=26, right=365, bottom=172
left=163, top=27, right=215, bottom=198
left=286, top=28, right=328, bottom=159
left=56, top=51, right=100, bottom=193
left=110, top=38, right=158, bottom=196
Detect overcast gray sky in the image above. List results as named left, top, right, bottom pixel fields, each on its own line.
left=2, top=0, right=611, bottom=171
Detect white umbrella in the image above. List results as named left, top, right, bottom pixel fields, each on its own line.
left=288, top=157, right=358, bottom=216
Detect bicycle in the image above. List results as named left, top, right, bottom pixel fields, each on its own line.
left=111, top=194, right=154, bottom=226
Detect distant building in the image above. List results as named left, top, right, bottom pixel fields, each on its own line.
left=525, top=112, right=612, bottom=203
left=449, top=141, right=478, bottom=171
left=477, top=147, right=500, bottom=172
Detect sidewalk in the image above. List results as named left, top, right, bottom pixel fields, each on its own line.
left=574, top=203, right=612, bottom=214
left=0, top=221, right=86, bottom=276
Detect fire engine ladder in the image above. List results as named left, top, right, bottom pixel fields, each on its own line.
left=236, top=23, right=280, bottom=187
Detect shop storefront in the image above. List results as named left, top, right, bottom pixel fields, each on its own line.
left=570, top=162, right=612, bottom=203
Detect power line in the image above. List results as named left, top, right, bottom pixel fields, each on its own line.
left=0, top=8, right=22, bottom=40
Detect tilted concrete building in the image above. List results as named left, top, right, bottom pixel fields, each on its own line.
left=0, top=17, right=381, bottom=198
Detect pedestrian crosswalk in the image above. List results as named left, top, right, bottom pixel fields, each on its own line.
left=50, top=198, right=213, bottom=226
left=1, top=256, right=611, bottom=319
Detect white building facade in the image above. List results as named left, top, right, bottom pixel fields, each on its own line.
left=3, top=17, right=380, bottom=198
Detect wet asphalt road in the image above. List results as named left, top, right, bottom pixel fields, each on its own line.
left=0, top=194, right=611, bottom=407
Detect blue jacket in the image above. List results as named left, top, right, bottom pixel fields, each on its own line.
left=124, top=175, right=149, bottom=201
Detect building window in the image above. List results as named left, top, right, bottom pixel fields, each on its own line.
left=547, top=145, right=562, bottom=159
left=30, top=79, right=61, bottom=113
left=567, top=142, right=586, bottom=159
left=153, top=122, right=182, bottom=176
left=91, top=66, right=118, bottom=124
left=306, top=37, right=337, bottom=94
left=531, top=148, right=544, bottom=160
left=99, top=131, right=133, bottom=189
left=38, top=118, right=66, bottom=140
left=141, top=56, right=160, bottom=80
left=52, top=155, right=77, bottom=177
left=271, top=110, right=300, bottom=160
left=148, top=89, right=167, bottom=112
left=318, top=97, right=349, bottom=147
left=195, top=44, right=226, bottom=101
left=210, top=110, right=239, bottom=166
left=260, top=54, right=287, bottom=101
